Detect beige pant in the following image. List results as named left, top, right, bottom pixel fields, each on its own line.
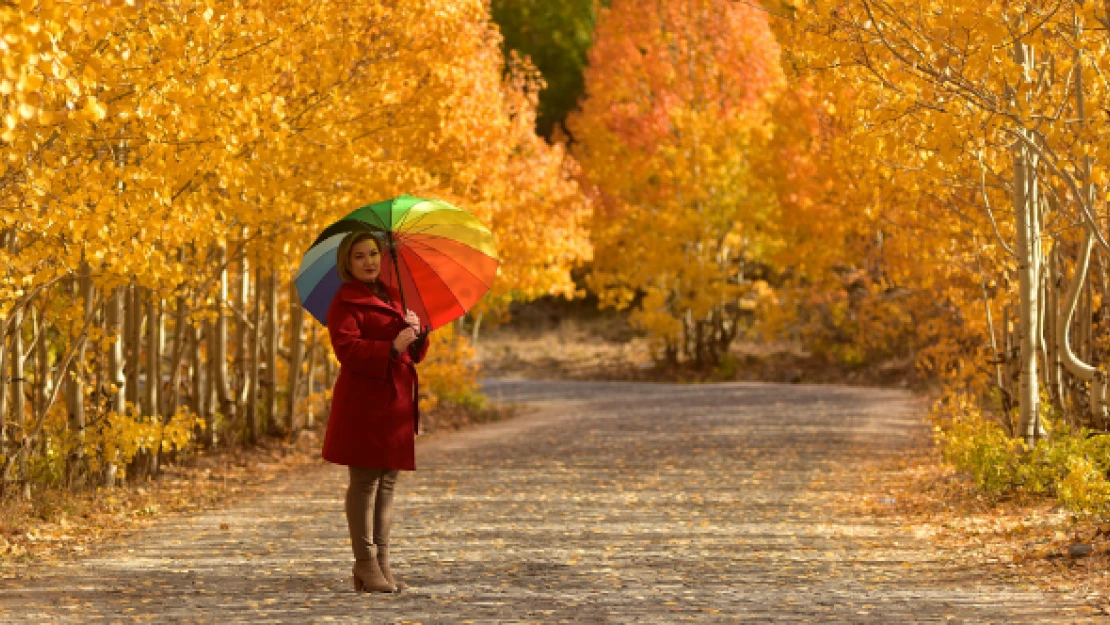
left=345, top=466, right=400, bottom=561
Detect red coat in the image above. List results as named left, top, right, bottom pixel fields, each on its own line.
left=322, top=281, right=429, bottom=470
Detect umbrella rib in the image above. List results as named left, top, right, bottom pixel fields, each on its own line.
left=395, top=211, right=437, bottom=235
left=396, top=208, right=485, bottom=238
left=392, top=201, right=465, bottom=233
left=402, top=232, right=497, bottom=265
left=401, top=223, right=492, bottom=239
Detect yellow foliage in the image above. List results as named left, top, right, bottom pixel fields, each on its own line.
left=570, top=0, right=783, bottom=366
left=27, top=400, right=201, bottom=486
left=0, top=0, right=590, bottom=490
left=417, top=323, right=483, bottom=414
left=934, top=391, right=1110, bottom=515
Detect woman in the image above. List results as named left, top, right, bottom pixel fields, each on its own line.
left=323, top=231, right=429, bottom=593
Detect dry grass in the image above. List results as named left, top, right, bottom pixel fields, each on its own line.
left=845, top=434, right=1110, bottom=610
left=475, top=298, right=917, bottom=388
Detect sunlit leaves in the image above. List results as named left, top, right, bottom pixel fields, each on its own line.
left=570, top=0, right=782, bottom=363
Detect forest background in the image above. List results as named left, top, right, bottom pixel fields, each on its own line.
left=3, top=0, right=1110, bottom=549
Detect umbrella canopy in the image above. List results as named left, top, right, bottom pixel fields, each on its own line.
left=295, top=195, right=499, bottom=330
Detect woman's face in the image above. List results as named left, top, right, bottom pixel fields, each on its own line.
left=349, top=239, right=382, bottom=283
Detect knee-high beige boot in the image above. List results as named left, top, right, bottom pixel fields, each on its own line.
left=373, top=471, right=406, bottom=590
left=353, top=546, right=396, bottom=593
left=375, top=545, right=406, bottom=591
left=347, top=468, right=396, bottom=593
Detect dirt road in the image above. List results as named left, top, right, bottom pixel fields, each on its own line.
left=0, top=380, right=1093, bottom=623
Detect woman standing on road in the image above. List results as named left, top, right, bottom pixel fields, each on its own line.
left=323, top=231, right=428, bottom=593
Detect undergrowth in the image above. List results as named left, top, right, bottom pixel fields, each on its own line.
left=935, top=392, right=1110, bottom=515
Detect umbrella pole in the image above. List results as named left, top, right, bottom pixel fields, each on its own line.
left=388, top=233, right=427, bottom=338
left=388, top=232, right=408, bottom=313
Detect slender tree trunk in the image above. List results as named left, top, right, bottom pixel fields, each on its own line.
left=35, top=305, right=52, bottom=422
left=212, top=245, right=236, bottom=427
left=94, top=302, right=105, bottom=418
left=1080, top=270, right=1091, bottom=365
left=205, top=332, right=218, bottom=441
left=104, top=288, right=125, bottom=486
left=247, top=264, right=262, bottom=444
left=167, top=291, right=189, bottom=416
left=1045, top=248, right=1064, bottom=412
left=286, top=281, right=305, bottom=432
left=322, top=345, right=334, bottom=414
left=6, top=308, right=24, bottom=495
left=144, top=294, right=161, bottom=419
left=126, top=284, right=143, bottom=409
left=66, top=264, right=93, bottom=486
left=106, top=288, right=125, bottom=413
left=25, top=307, right=49, bottom=497
left=1014, top=136, right=1042, bottom=446
left=191, top=325, right=210, bottom=445
left=470, top=312, right=484, bottom=345
left=305, top=329, right=317, bottom=429
left=235, top=256, right=250, bottom=408
left=1055, top=231, right=1108, bottom=423
left=1001, top=304, right=1013, bottom=413
left=149, top=295, right=168, bottom=477
left=0, top=233, right=7, bottom=451
left=265, top=272, right=279, bottom=433
left=0, top=313, right=8, bottom=455
left=203, top=321, right=220, bottom=445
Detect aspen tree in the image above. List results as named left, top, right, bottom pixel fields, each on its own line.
left=247, top=264, right=262, bottom=444
left=286, top=283, right=305, bottom=432
left=265, top=272, right=279, bottom=434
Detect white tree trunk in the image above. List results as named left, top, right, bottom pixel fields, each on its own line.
left=265, top=272, right=279, bottom=433
left=106, top=288, right=126, bottom=413
left=1057, top=230, right=1108, bottom=422
left=1044, top=248, right=1064, bottom=410
left=247, top=264, right=262, bottom=443
left=104, top=288, right=125, bottom=486
left=1014, top=137, right=1042, bottom=446
left=191, top=324, right=209, bottom=444
left=212, top=245, right=236, bottom=425
left=144, top=294, right=161, bottom=417
left=126, top=285, right=143, bottom=409
left=235, top=255, right=250, bottom=407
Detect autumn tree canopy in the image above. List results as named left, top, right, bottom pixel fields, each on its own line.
left=0, top=0, right=590, bottom=491
left=570, top=0, right=783, bottom=367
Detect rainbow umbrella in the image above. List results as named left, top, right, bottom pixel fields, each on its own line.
left=295, top=195, right=499, bottom=330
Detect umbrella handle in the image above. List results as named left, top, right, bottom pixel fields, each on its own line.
left=410, top=326, right=430, bottom=355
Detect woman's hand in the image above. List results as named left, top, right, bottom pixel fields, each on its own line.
left=393, top=327, right=418, bottom=352
left=404, top=310, right=421, bottom=332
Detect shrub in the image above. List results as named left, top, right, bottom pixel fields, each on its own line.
left=935, top=392, right=1110, bottom=515
left=418, top=323, right=485, bottom=414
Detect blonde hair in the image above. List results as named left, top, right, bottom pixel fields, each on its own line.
left=336, top=231, right=383, bottom=283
